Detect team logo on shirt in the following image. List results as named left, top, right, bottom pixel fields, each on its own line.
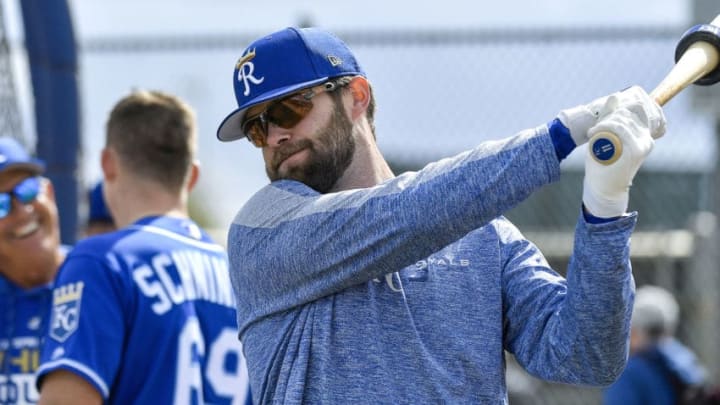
left=49, top=281, right=84, bottom=342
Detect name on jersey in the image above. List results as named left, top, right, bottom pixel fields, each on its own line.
left=132, top=250, right=234, bottom=315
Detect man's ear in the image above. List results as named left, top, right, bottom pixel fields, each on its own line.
left=101, top=147, right=117, bottom=182
left=348, top=76, right=370, bottom=120
left=187, top=161, right=200, bottom=193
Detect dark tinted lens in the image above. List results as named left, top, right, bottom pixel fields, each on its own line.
left=0, top=194, right=10, bottom=219
left=267, top=97, right=313, bottom=129
left=242, top=113, right=260, bottom=134
left=14, top=177, right=40, bottom=204
left=241, top=88, right=318, bottom=148
left=266, top=98, right=313, bottom=129
left=244, top=118, right=267, bottom=147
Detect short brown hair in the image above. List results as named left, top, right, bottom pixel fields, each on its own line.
left=106, top=90, right=196, bottom=192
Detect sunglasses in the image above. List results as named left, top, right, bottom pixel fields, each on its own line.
left=241, top=81, right=343, bottom=148
left=0, top=176, right=41, bottom=219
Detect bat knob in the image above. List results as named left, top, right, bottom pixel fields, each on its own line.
left=675, top=22, right=720, bottom=85
left=589, top=131, right=623, bottom=165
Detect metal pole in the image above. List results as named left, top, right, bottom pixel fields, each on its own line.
left=19, top=0, right=80, bottom=244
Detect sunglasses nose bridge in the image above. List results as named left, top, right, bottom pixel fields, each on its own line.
left=264, top=123, right=293, bottom=147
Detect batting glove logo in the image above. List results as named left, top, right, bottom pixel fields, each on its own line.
left=49, top=281, right=84, bottom=342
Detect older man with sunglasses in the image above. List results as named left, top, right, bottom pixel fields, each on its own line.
left=0, top=137, right=67, bottom=404
left=217, top=27, right=666, bottom=404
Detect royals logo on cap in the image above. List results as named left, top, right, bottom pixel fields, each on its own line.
left=50, top=281, right=85, bottom=342
left=235, top=48, right=256, bottom=70
left=216, top=27, right=366, bottom=143
left=235, top=48, right=265, bottom=98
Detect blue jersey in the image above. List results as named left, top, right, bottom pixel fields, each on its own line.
left=0, top=279, right=51, bottom=405
left=1, top=245, right=69, bottom=405
left=37, top=216, right=250, bottom=404
left=228, top=126, right=636, bottom=403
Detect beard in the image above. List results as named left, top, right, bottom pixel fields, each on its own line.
left=265, top=101, right=355, bottom=193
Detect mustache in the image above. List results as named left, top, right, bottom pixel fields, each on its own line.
left=270, top=139, right=314, bottom=170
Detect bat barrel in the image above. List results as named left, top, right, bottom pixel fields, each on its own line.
left=589, top=15, right=720, bottom=166
left=651, top=41, right=720, bottom=106
left=675, top=18, right=720, bottom=86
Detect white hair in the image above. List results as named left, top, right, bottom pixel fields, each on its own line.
left=632, top=285, right=680, bottom=338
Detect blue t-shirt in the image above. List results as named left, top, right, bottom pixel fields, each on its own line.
left=37, top=216, right=251, bottom=404
left=228, top=126, right=636, bottom=403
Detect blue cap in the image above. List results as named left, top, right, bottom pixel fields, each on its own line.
left=88, top=181, right=112, bottom=223
left=0, top=137, right=45, bottom=174
left=216, top=27, right=366, bottom=142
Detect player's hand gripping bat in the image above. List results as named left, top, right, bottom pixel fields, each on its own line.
left=589, top=14, right=720, bottom=165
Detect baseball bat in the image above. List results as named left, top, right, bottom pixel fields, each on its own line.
left=589, top=14, right=720, bottom=165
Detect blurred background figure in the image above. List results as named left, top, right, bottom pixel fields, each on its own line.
left=603, top=285, right=719, bottom=405
left=0, top=136, right=68, bottom=404
left=83, top=180, right=115, bottom=237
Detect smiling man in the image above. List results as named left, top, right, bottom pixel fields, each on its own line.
left=0, top=137, right=67, bottom=405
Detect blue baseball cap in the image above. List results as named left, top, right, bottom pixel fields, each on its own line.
left=88, top=181, right=113, bottom=223
left=216, top=27, right=366, bottom=142
left=0, top=137, right=45, bottom=174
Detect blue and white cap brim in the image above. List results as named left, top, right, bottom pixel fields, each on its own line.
left=0, top=161, right=45, bottom=174
left=0, top=137, right=45, bottom=174
left=217, top=77, right=330, bottom=143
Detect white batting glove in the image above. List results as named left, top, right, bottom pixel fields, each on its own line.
left=558, top=86, right=666, bottom=147
left=557, top=94, right=609, bottom=147
left=594, top=86, right=666, bottom=140
left=582, top=88, right=665, bottom=218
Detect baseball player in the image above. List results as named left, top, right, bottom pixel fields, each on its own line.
left=216, top=27, right=666, bottom=403
left=0, top=137, right=67, bottom=405
left=36, top=91, right=252, bottom=404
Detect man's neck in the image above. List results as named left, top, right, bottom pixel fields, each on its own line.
left=331, top=132, right=394, bottom=192
left=112, top=181, right=188, bottom=228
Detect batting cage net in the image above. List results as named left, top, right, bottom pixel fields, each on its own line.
left=0, top=0, right=23, bottom=145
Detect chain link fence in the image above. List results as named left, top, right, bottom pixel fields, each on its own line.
left=0, top=1, right=23, bottom=144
